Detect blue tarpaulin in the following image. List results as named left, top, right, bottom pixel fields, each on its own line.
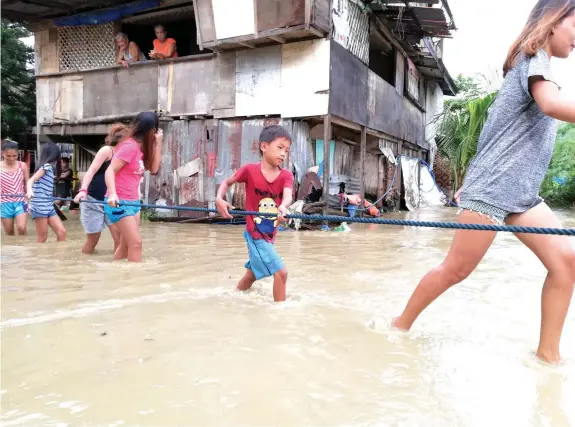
left=53, top=0, right=160, bottom=27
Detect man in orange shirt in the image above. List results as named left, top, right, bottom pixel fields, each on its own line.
left=149, top=24, right=178, bottom=60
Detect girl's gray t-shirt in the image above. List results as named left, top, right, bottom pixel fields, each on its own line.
left=460, top=49, right=559, bottom=213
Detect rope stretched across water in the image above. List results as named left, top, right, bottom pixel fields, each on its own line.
left=4, top=193, right=574, bottom=236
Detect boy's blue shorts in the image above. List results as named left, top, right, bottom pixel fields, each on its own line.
left=243, top=230, right=284, bottom=280
left=103, top=198, right=141, bottom=224
left=1, top=201, right=27, bottom=219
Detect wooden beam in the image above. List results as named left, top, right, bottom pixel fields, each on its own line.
left=40, top=112, right=141, bottom=126
left=253, top=0, right=259, bottom=38
left=418, top=148, right=423, bottom=209
left=308, top=26, right=324, bottom=38
left=238, top=41, right=256, bottom=49
left=20, top=0, right=70, bottom=10
left=339, top=137, right=357, bottom=146
left=305, top=0, right=311, bottom=27
left=268, top=35, right=286, bottom=44
left=397, top=140, right=404, bottom=210
left=377, top=155, right=385, bottom=208
left=372, top=15, right=409, bottom=58
left=192, top=0, right=204, bottom=51
left=322, top=114, right=332, bottom=220
left=36, top=119, right=41, bottom=164
left=359, top=126, right=367, bottom=216
left=329, top=115, right=362, bottom=132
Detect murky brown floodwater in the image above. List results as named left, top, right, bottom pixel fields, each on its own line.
left=1, top=207, right=574, bottom=427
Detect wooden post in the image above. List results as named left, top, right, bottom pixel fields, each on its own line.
left=377, top=155, right=384, bottom=208
left=418, top=148, right=423, bottom=209
left=359, top=126, right=367, bottom=217
left=322, top=115, right=332, bottom=220
left=396, top=140, right=404, bottom=211
left=36, top=121, right=41, bottom=166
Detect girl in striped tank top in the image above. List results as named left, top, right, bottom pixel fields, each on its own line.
left=26, top=142, right=67, bottom=243
left=1, top=140, right=30, bottom=235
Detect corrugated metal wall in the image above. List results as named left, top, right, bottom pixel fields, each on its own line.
left=350, top=151, right=380, bottom=195
left=332, top=0, right=370, bottom=64
left=147, top=120, right=207, bottom=206
left=290, top=121, right=313, bottom=183
left=76, top=145, right=96, bottom=173
left=332, top=140, right=353, bottom=176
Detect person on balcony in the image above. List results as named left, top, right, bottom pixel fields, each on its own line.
left=115, top=32, right=145, bottom=68
left=149, top=24, right=178, bottom=60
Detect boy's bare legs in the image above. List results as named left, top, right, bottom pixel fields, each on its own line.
left=237, top=269, right=256, bottom=291
left=237, top=267, right=287, bottom=302
left=273, top=267, right=288, bottom=302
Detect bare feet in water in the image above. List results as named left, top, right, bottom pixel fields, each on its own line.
left=391, top=317, right=409, bottom=332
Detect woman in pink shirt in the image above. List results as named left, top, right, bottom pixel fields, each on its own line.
left=104, top=112, right=162, bottom=262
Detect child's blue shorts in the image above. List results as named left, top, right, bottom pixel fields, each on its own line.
left=103, top=198, right=141, bottom=224
left=1, top=201, right=27, bottom=219
left=243, top=230, right=284, bottom=280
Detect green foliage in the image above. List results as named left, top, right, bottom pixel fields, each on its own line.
left=540, top=123, right=575, bottom=208
left=435, top=74, right=498, bottom=192
left=1, top=20, right=36, bottom=139
left=140, top=209, right=154, bottom=221
left=437, top=75, right=574, bottom=208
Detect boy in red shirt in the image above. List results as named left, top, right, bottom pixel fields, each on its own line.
left=216, top=125, right=294, bottom=302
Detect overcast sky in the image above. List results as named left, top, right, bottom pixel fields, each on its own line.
left=443, top=0, right=575, bottom=98
left=21, top=0, right=574, bottom=97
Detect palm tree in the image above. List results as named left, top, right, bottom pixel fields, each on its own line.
left=436, top=92, right=497, bottom=193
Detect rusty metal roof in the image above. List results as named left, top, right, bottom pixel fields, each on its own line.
left=1, top=0, right=127, bottom=23
left=373, top=5, right=453, bottom=38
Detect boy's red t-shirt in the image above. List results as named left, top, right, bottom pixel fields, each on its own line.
left=234, top=163, right=294, bottom=243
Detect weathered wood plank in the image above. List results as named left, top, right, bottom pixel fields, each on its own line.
left=311, top=0, right=330, bottom=33
left=36, top=77, right=56, bottom=123
left=34, top=29, right=59, bottom=74
left=280, top=39, right=330, bottom=118
left=194, top=0, right=216, bottom=46
left=82, top=66, right=158, bottom=118
left=212, top=0, right=255, bottom=39
left=359, top=126, right=366, bottom=213
left=256, top=0, right=306, bottom=32
left=367, top=68, right=424, bottom=146
left=395, top=50, right=405, bottom=97
left=328, top=41, right=368, bottom=127
left=160, top=59, right=215, bottom=115
left=55, top=74, right=83, bottom=121
left=213, top=52, right=236, bottom=111
left=235, top=45, right=282, bottom=116
left=322, top=114, right=332, bottom=218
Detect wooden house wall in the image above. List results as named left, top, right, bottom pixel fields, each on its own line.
left=328, top=41, right=425, bottom=148
left=37, top=39, right=330, bottom=126
left=194, top=0, right=330, bottom=48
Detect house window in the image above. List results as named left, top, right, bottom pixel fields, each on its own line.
left=58, top=23, right=117, bottom=71
left=120, top=4, right=207, bottom=59
left=368, top=25, right=395, bottom=86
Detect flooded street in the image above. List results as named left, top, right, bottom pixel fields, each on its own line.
left=1, top=207, right=574, bottom=427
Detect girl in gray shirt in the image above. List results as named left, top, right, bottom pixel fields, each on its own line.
left=393, top=0, right=575, bottom=365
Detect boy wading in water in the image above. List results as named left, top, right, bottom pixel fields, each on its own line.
left=216, top=125, right=294, bottom=302
left=393, top=0, right=575, bottom=364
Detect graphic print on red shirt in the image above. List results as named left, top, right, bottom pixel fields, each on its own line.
left=234, top=163, right=294, bottom=243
